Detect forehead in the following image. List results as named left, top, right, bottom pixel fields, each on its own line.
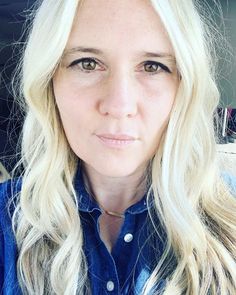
left=66, top=0, right=174, bottom=56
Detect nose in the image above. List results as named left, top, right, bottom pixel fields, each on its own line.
left=98, top=71, right=138, bottom=119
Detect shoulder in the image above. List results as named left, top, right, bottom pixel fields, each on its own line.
left=0, top=178, right=22, bottom=212
left=0, top=178, right=22, bottom=294
left=0, top=178, right=22, bottom=230
left=221, top=172, right=236, bottom=195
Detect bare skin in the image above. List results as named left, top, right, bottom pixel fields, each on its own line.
left=99, top=215, right=124, bottom=252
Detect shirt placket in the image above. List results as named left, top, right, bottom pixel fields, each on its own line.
left=82, top=209, right=121, bottom=294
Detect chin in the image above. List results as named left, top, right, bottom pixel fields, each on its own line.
left=78, top=151, right=149, bottom=178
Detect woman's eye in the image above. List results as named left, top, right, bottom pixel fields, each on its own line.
left=144, top=61, right=171, bottom=74
left=68, top=58, right=171, bottom=75
left=68, top=58, right=100, bottom=72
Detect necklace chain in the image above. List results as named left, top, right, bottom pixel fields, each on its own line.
left=99, top=205, right=125, bottom=219
left=84, top=182, right=125, bottom=218
left=82, top=161, right=150, bottom=220
left=103, top=209, right=125, bottom=218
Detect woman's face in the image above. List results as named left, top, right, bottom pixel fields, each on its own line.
left=53, top=0, right=179, bottom=178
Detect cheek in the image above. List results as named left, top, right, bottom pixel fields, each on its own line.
left=53, top=77, right=92, bottom=123
left=142, top=82, right=177, bottom=140
left=53, top=97, right=83, bottom=144
left=142, top=73, right=177, bottom=103
left=145, top=83, right=176, bottom=120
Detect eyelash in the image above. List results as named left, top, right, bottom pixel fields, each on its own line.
left=68, top=57, right=171, bottom=74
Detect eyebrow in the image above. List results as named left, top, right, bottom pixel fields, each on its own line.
left=63, top=46, right=175, bottom=60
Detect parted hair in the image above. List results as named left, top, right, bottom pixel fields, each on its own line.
left=11, top=0, right=236, bottom=294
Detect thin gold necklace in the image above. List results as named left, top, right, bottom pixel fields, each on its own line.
left=97, top=202, right=125, bottom=219
left=83, top=179, right=125, bottom=218
left=82, top=166, right=151, bottom=219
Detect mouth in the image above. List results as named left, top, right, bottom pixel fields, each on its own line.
left=96, top=133, right=137, bottom=148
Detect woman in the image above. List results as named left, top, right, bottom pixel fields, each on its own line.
left=1, top=0, right=236, bottom=294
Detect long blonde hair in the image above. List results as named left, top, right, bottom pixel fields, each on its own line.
left=12, top=0, right=236, bottom=294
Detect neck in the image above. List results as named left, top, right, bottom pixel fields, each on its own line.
left=82, top=163, right=149, bottom=214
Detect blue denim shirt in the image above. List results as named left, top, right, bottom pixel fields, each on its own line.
left=0, top=169, right=165, bottom=295
left=1, top=170, right=236, bottom=295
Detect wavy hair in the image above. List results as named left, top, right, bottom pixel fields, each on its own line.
left=11, top=0, right=236, bottom=294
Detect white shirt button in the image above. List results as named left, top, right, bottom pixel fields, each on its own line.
left=124, top=233, right=133, bottom=243
left=106, top=280, right=115, bottom=291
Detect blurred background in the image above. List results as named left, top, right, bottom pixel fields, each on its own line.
left=0, top=0, right=235, bottom=182
left=218, top=0, right=236, bottom=108
left=0, top=0, right=35, bottom=180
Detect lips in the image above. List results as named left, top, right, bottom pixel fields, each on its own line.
left=96, top=133, right=137, bottom=148
left=97, top=134, right=136, bottom=140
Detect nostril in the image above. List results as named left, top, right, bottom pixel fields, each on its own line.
left=98, top=101, right=138, bottom=119
left=98, top=93, right=138, bottom=118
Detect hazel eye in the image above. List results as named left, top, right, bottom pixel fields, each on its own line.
left=69, top=58, right=99, bottom=71
left=144, top=61, right=171, bottom=74
left=81, top=58, right=97, bottom=70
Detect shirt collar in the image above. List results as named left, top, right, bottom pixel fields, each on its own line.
left=73, top=165, right=150, bottom=215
